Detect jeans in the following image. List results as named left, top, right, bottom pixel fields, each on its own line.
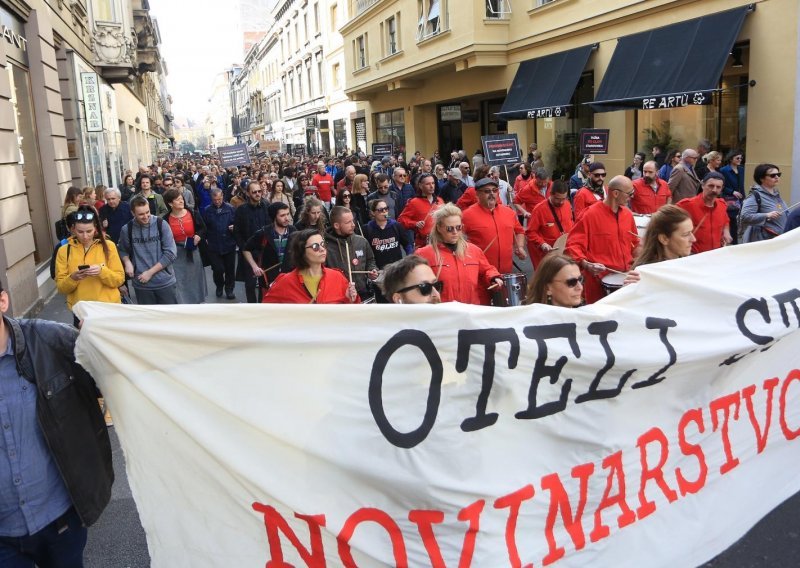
left=0, top=507, right=87, bottom=568
left=134, top=284, right=178, bottom=305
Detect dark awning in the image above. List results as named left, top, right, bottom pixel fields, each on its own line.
left=590, top=6, right=750, bottom=112
left=497, top=45, right=594, bottom=120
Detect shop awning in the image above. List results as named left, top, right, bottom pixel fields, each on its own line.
left=590, top=6, right=750, bottom=112
left=497, top=45, right=594, bottom=120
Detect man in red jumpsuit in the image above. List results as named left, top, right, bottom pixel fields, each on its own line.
left=397, top=173, right=444, bottom=249
left=573, top=162, right=607, bottom=221
left=630, top=161, right=672, bottom=213
left=461, top=177, right=527, bottom=274
left=566, top=175, right=640, bottom=304
left=513, top=167, right=551, bottom=218
left=526, top=181, right=574, bottom=269
left=677, top=172, right=732, bottom=254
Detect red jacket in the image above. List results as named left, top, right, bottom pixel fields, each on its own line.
left=461, top=203, right=523, bottom=273
left=630, top=178, right=672, bottom=214
left=514, top=180, right=550, bottom=215
left=573, top=187, right=605, bottom=221
left=311, top=173, right=334, bottom=202
left=526, top=199, right=574, bottom=268
left=262, top=267, right=357, bottom=304
left=566, top=202, right=639, bottom=304
left=416, top=242, right=500, bottom=305
left=456, top=187, right=478, bottom=210
left=397, top=196, right=444, bottom=249
left=677, top=195, right=729, bottom=254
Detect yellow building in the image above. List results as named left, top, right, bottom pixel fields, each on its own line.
left=341, top=0, right=799, bottom=201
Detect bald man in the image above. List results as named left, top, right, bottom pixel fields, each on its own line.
left=630, top=161, right=672, bottom=214
left=566, top=175, right=640, bottom=304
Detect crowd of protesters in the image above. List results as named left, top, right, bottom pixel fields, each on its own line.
left=52, top=141, right=792, bottom=310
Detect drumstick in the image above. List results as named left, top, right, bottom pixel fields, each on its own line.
left=784, top=201, right=800, bottom=212
left=604, top=267, right=628, bottom=275
left=483, top=237, right=497, bottom=254
left=628, top=231, right=639, bottom=237
left=344, top=241, right=353, bottom=282
left=487, top=282, right=501, bottom=290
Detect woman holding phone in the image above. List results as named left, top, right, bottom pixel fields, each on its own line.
left=55, top=205, right=125, bottom=326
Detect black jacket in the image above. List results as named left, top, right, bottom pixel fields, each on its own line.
left=6, top=316, right=113, bottom=527
left=244, top=225, right=297, bottom=282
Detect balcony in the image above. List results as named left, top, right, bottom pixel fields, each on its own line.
left=92, top=22, right=137, bottom=83
left=353, top=0, right=380, bottom=17
left=133, top=7, right=161, bottom=74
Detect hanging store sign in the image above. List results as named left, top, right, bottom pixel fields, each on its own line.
left=80, top=72, right=104, bottom=132
left=0, top=7, right=27, bottom=66
left=580, top=128, right=610, bottom=155
left=439, top=104, right=461, bottom=121
left=641, top=91, right=715, bottom=110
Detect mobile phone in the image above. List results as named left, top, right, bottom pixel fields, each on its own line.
left=77, top=265, right=89, bottom=270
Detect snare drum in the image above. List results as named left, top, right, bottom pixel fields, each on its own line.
left=633, top=214, right=651, bottom=238
left=601, top=272, right=626, bottom=296
left=492, top=273, right=528, bottom=307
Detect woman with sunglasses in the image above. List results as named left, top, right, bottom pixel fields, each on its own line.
left=740, top=163, right=788, bottom=243
left=263, top=229, right=358, bottom=304
left=55, top=205, right=125, bottom=326
left=364, top=199, right=412, bottom=269
left=415, top=204, right=502, bottom=305
left=525, top=254, right=584, bottom=308
left=380, top=255, right=442, bottom=304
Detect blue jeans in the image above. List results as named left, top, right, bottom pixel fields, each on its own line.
left=0, top=507, right=87, bottom=568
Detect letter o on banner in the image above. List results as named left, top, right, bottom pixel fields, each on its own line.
left=369, top=330, right=443, bottom=449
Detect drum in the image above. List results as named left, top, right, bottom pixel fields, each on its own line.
left=492, top=273, right=528, bottom=307
left=601, top=273, right=627, bottom=296
left=633, top=214, right=651, bottom=238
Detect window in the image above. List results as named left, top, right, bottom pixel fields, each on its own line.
left=535, top=0, right=556, bottom=5
left=332, top=62, right=340, bottom=89
left=417, top=0, right=443, bottom=41
left=354, top=34, right=368, bottom=69
left=317, top=59, right=324, bottom=94
left=295, top=21, right=300, bottom=48
left=297, top=66, right=303, bottom=100
left=486, top=0, right=511, bottom=18
left=313, top=3, right=320, bottom=34
left=385, top=15, right=398, bottom=55
left=306, top=61, right=313, bottom=98
left=94, top=0, right=119, bottom=22
left=304, top=14, right=308, bottom=43
left=374, top=109, right=406, bottom=152
left=330, top=3, right=338, bottom=31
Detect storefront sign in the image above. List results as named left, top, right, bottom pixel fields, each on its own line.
left=0, top=7, right=27, bottom=65
left=641, top=91, right=714, bottom=110
left=462, top=110, right=479, bottom=123
left=80, top=73, right=103, bottom=132
left=526, top=106, right=569, bottom=119
left=440, top=104, right=461, bottom=122
left=217, top=143, right=251, bottom=167
left=306, top=116, right=318, bottom=129
left=372, top=143, right=393, bottom=160
left=580, top=128, right=610, bottom=155
left=481, top=133, right=521, bottom=166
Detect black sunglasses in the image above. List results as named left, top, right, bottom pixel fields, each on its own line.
left=74, top=212, right=96, bottom=221
left=397, top=281, right=443, bottom=296
left=305, top=242, right=326, bottom=252
left=557, top=275, right=584, bottom=288
left=767, top=172, right=782, bottom=178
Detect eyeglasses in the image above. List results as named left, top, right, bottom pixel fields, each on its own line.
left=397, top=281, right=444, bottom=296
left=592, top=172, right=607, bottom=178
left=767, top=172, right=782, bottom=178
left=556, top=275, right=584, bottom=288
left=375, top=207, right=389, bottom=212
left=444, top=224, right=463, bottom=233
left=614, top=188, right=634, bottom=196
left=305, top=242, right=326, bottom=252
left=74, top=212, right=95, bottom=221
left=341, top=194, right=351, bottom=199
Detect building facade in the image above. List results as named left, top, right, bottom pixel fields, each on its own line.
left=0, top=0, right=172, bottom=316
left=341, top=0, right=800, bottom=202
left=207, top=67, right=240, bottom=150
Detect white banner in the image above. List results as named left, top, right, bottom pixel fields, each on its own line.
left=74, top=231, right=800, bottom=568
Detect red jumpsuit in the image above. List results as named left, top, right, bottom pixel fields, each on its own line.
left=311, top=173, right=334, bottom=202
left=677, top=195, right=729, bottom=254
left=573, top=187, right=605, bottom=221
left=456, top=187, right=478, bottom=210
left=566, top=202, right=639, bottom=304
left=262, top=268, right=357, bottom=303
left=416, top=242, right=501, bottom=305
left=397, top=196, right=444, bottom=249
left=461, top=203, right=523, bottom=274
left=514, top=181, right=550, bottom=216
left=526, top=199, right=574, bottom=269
left=630, top=178, right=672, bottom=214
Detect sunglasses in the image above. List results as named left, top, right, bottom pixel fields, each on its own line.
left=557, top=276, right=584, bottom=288
left=305, top=242, right=326, bottom=252
left=767, top=172, right=782, bottom=178
left=444, top=224, right=463, bottom=233
left=592, top=172, right=607, bottom=177
left=74, top=212, right=96, bottom=221
left=375, top=207, right=389, bottom=212
left=341, top=194, right=351, bottom=198
left=397, top=281, right=444, bottom=296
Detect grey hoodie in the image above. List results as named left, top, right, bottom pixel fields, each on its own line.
left=118, top=215, right=177, bottom=290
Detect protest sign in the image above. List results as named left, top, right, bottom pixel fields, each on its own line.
left=218, top=144, right=251, bottom=167
left=75, top=232, right=800, bottom=567
left=372, top=143, right=394, bottom=160
left=482, top=134, right=522, bottom=166
left=579, top=129, right=610, bottom=155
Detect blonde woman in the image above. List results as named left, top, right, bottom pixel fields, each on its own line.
left=415, top=203, right=502, bottom=305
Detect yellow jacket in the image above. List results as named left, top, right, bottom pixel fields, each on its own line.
left=55, top=238, right=125, bottom=310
